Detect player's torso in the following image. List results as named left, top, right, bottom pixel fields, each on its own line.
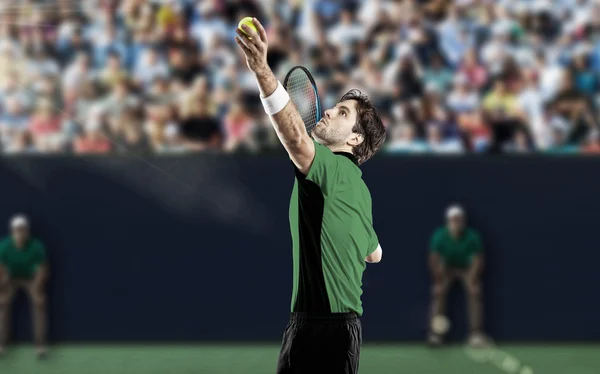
left=437, top=228, right=477, bottom=268
left=0, top=239, right=40, bottom=278
left=288, top=174, right=372, bottom=315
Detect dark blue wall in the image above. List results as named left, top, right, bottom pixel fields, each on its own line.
left=1, top=155, right=599, bottom=342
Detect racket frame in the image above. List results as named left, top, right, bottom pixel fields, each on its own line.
left=283, top=65, right=323, bottom=133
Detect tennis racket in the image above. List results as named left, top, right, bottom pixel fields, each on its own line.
left=283, top=66, right=322, bottom=134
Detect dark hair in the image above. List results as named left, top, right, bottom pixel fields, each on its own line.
left=339, top=89, right=386, bottom=164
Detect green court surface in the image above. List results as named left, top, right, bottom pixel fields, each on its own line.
left=0, top=344, right=598, bottom=374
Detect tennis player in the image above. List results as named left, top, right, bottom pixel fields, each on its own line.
left=236, top=19, right=386, bottom=374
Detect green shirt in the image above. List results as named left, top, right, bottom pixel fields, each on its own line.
left=288, top=141, right=378, bottom=316
left=430, top=227, right=483, bottom=269
left=0, top=237, right=47, bottom=279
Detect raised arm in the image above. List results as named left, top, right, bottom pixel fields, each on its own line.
left=235, top=18, right=315, bottom=174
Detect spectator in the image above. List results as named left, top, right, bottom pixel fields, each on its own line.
left=73, top=113, right=112, bottom=154
left=0, top=215, right=48, bottom=358
left=327, top=7, right=364, bottom=62
left=518, top=69, right=547, bottom=149
left=144, top=103, right=179, bottom=152
left=0, top=0, right=597, bottom=155
left=438, top=6, right=473, bottom=68
left=100, top=78, right=139, bottom=118
left=3, top=131, right=37, bottom=155
left=57, top=27, right=93, bottom=66
left=0, top=71, right=32, bottom=111
left=447, top=74, right=479, bottom=114
left=133, top=47, right=169, bottom=90
left=421, top=102, right=460, bottom=140
left=0, top=97, right=29, bottom=150
left=147, top=77, right=172, bottom=105
left=535, top=51, right=565, bottom=102
left=157, top=123, right=188, bottom=154
left=117, top=111, right=151, bottom=156
left=581, top=129, right=600, bottom=154
left=178, top=76, right=222, bottom=151
left=570, top=49, right=597, bottom=96
left=482, top=77, right=527, bottom=152
left=73, top=81, right=100, bottom=125
left=385, top=48, right=423, bottom=102
left=386, top=123, right=428, bottom=153
left=503, top=128, right=534, bottom=153
left=224, top=102, right=257, bottom=153
left=179, top=96, right=222, bottom=151
left=459, top=48, right=487, bottom=90
left=423, top=53, right=454, bottom=92
left=546, top=125, right=580, bottom=153
left=97, top=51, right=129, bottom=91
left=189, top=2, right=229, bottom=53
left=428, top=205, right=486, bottom=347
left=549, top=72, right=598, bottom=145
left=91, top=23, right=129, bottom=69
left=426, top=124, right=464, bottom=154
left=28, top=98, right=63, bottom=151
left=458, top=108, right=491, bottom=152
left=480, top=23, right=512, bottom=75
left=24, top=47, right=60, bottom=83
left=168, top=47, right=204, bottom=86
left=62, top=52, right=94, bottom=100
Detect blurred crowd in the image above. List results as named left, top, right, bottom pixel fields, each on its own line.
left=0, top=0, right=599, bottom=155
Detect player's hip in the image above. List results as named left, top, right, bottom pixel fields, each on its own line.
left=277, top=313, right=361, bottom=374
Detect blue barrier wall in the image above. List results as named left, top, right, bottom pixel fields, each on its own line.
left=1, top=155, right=599, bottom=342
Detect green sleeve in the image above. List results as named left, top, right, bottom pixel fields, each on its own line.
left=33, top=240, right=47, bottom=265
left=303, top=140, right=342, bottom=195
left=429, top=229, right=442, bottom=253
left=471, top=231, right=484, bottom=254
left=366, top=223, right=379, bottom=257
left=0, top=240, right=7, bottom=264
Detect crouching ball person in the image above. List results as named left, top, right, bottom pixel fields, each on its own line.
left=428, top=205, right=487, bottom=347
left=0, top=215, right=49, bottom=358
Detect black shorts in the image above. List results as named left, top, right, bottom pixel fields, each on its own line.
left=276, top=312, right=362, bottom=374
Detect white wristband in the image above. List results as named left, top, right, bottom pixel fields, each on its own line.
left=260, top=81, right=290, bottom=116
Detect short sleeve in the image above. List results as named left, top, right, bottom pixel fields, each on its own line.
left=430, top=229, right=442, bottom=253
left=299, top=140, right=342, bottom=195
left=32, top=241, right=47, bottom=265
left=470, top=231, right=483, bottom=254
left=366, top=223, right=379, bottom=257
left=0, top=240, right=7, bottom=264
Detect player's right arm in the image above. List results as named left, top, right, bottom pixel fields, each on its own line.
left=0, top=241, right=9, bottom=284
left=234, top=18, right=315, bottom=174
left=429, top=229, right=445, bottom=280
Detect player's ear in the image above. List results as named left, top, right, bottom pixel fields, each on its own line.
left=348, top=132, right=364, bottom=147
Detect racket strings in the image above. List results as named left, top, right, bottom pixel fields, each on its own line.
left=286, top=70, right=319, bottom=133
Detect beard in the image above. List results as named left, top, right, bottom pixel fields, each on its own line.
left=312, top=124, right=346, bottom=147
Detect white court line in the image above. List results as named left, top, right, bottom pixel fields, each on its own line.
left=463, top=342, right=535, bottom=374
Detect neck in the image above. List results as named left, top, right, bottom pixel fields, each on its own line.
left=450, top=230, right=463, bottom=238
left=326, top=145, right=353, bottom=154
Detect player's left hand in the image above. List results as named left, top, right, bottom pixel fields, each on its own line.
left=235, top=18, right=269, bottom=74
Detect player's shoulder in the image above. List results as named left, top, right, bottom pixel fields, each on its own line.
left=432, top=226, right=448, bottom=238
left=28, top=237, right=45, bottom=249
left=465, top=227, right=481, bottom=239
left=0, top=236, right=10, bottom=248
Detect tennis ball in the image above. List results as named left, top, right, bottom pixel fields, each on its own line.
left=431, top=315, right=450, bottom=335
left=238, top=17, right=257, bottom=37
